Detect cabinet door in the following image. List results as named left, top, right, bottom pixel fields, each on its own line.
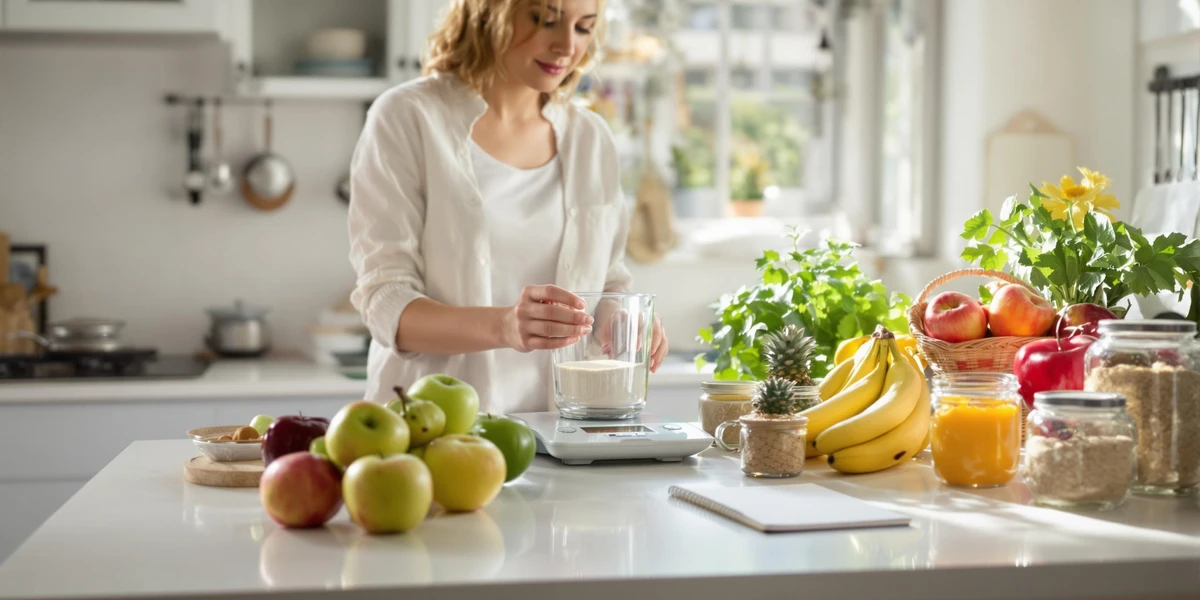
left=3, top=0, right=220, bottom=33
left=387, top=0, right=452, bottom=83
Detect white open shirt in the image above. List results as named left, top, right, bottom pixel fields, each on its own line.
left=347, top=71, right=633, bottom=409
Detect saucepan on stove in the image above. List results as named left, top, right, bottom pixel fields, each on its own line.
left=8, top=317, right=127, bottom=352
left=205, top=300, right=272, bottom=358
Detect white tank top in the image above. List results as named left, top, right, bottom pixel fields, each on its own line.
left=470, top=139, right=566, bottom=414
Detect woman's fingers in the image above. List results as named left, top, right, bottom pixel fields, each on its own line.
left=525, top=319, right=591, bottom=339
left=523, top=301, right=592, bottom=325
left=526, top=284, right=585, bottom=309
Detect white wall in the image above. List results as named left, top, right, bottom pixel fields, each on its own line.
left=938, top=0, right=1138, bottom=260
left=0, top=37, right=371, bottom=354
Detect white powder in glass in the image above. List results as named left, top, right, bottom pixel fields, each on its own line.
left=555, top=359, right=646, bottom=408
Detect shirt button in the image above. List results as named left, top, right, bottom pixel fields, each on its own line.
left=564, top=263, right=572, bottom=271
left=479, top=256, right=488, bottom=266
left=568, top=207, right=577, bottom=218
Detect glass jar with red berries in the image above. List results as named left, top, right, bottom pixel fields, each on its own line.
left=1023, top=391, right=1137, bottom=510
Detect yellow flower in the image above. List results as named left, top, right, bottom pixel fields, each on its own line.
left=1078, top=167, right=1111, bottom=192
left=1038, top=168, right=1121, bottom=228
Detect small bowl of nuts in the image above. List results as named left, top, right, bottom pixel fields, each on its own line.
left=186, top=425, right=263, bottom=462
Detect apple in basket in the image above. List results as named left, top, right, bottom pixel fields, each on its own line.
left=924, top=291, right=988, bottom=343
left=988, top=284, right=1056, bottom=337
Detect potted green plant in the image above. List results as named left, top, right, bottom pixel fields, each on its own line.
left=730, top=150, right=768, bottom=217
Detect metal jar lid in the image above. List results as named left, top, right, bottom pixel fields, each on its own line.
left=1033, top=391, right=1126, bottom=409
left=1097, top=319, right=1196, bottom=334
left=700, top=381, right=757, bottom=396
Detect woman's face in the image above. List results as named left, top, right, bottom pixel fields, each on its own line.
left=503, top=0, right=599, bottom=94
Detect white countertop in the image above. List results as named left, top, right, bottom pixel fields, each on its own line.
left=0, top=356, right=710, bottom=404
left=2, top=440, right=1198, bottom=600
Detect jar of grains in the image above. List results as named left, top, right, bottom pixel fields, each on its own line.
left=715, top=413, right=809, bottom=478
left=699, top=381, right=756, bottom=446
left=1084, top=319, right=1200, bottom=496
left=1024, top=391, right=1137, bottom=510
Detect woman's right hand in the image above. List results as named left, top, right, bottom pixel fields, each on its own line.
left=501, top=285, right=593, bottom=352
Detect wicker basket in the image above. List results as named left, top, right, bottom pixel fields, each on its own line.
left=907, top=268, right=1054, bottom=375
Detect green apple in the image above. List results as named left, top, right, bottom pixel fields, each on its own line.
left=407, top=374, right=479, bottom=435
left=250, top=414, right=275, bottom=436
left=408, top=446, right=426, bottom=459
left=387, top=386, right=447, bottom=448
left=423, top=434, right=506, bottom=512
left=472, top=414, right=536, bottom=482
left=326, top=401, right=411, bottom=469
left=343, top=454, right=432, bottom=534
left=309, top=436, right=329, bottom=460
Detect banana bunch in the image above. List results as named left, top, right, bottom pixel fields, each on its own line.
left=801, top=327, right=931, bottom=473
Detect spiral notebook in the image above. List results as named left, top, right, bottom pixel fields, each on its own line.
left=668, top=483, right=911, bottom=533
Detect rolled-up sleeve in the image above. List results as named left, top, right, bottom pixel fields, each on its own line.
left=347, top=95, right=427, bottom=353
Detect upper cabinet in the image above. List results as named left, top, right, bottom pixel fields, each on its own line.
left=1, top=0, right=221, bottom=34
left=223, top=0, right=451, bottom=100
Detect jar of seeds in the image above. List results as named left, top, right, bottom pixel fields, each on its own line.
left=714, top=377, right=808, bottom=478
left=699, top=381, right=755, bottom=446
left=1084, top=319, right=1200, bottom=496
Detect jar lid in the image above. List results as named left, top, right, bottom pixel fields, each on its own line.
left=700, top=380, right=757, bottom=394
left=1097, top=319, right=1196, bottom=334
left=1033, top=391, right=1126, bottom=408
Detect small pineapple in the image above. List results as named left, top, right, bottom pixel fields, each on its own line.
left=752, top=377, right=797, bottom=416
left=762, top=325, right=817, bottom=386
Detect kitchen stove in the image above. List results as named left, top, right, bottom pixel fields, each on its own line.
left=0, top=350, right=209, bottom=381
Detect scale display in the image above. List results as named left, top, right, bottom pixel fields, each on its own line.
left=511, top=412, right=714, bottom=465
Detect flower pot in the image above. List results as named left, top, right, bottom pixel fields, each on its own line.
left=728, top=200, right=764, bottom=218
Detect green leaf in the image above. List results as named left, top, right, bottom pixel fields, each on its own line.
left=836, top=314, right=859, bottom=341
left=961, top=244, right=994, bottom=266
left=961, top=210, right=994, bottom=241
left=978, top=284, right=995, bottom=305
left=987, top=228, right=1009, bottom=246
left=694, top=353, right=708, bottom=372
left=697, top=327, right=713, bottom=344
left=981, top=248, right=1009, bottom=271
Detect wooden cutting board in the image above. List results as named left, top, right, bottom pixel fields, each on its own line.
left=183, top=456, right=264, bottom=488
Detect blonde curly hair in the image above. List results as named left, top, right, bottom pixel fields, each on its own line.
left=422, top=0, right=607, bottom=102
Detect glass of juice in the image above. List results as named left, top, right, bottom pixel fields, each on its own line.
left=930, top=373, right=1022, bottom=488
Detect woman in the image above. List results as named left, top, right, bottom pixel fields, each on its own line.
left=347, top=0, right=669, bottom=412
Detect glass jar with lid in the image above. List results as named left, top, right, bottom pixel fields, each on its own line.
left=1083, top=319, right=1200, bottom=496
left=930, top=372, right=1023, bottom=488
left=715, top=413, right=809, bottom=478
left=1024, top=391, right=1137, bottom=510
left=699, top=381, right=756, bottom=446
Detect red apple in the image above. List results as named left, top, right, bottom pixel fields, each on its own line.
left=259, top=452, right=343, bottom=528
left=924, top=291, right=988, bottom=342
left=262, top=414, right=329, bottom=467
left=987, top=284, right=1056, bottom=337
left=1013, top=334, right=1098, bottom=407
left=1054, top=303, right=1118, bottom=339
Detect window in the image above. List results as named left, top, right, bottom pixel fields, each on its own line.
left=668, top=0, right=834, bottom=219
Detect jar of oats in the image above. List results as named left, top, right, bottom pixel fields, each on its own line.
left=714, top=413, right=808, bottom=478
left=1084, top=319, right=1200, bottom=496
left=699, top=381, right=755, bottom=446
left=1024, top=391, right=1137, bottom=510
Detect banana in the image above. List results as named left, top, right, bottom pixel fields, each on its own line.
left=826, top=377, right=932, bottom=474
left=800, top=340, right=889, bottom=457
left=817, top=356, right=854, bottom=401
left=814, top=338, right=923, bottom=455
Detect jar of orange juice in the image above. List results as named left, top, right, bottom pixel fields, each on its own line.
left=930, top=373, right=1023, bottom=488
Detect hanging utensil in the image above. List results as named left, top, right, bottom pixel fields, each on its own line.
left=208, top=98, right=234, bottom=195
left=183, top=99, right=206, bottom=205
left=1180, top=87, right=1188, bottom=182
left=241, top=100, right=296, bottom=211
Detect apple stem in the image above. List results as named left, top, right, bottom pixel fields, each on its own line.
left=392, top=386, right=410, bottom=416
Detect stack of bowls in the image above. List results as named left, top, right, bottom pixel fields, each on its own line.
left=296, top=28, right=373, bottom=77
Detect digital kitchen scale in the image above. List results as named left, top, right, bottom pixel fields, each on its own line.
left=510, top=412, right=714, bottom=465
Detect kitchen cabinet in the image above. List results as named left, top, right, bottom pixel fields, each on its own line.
left=1, top=0, right=222, bottom=34
left=222, top=0, right=451, bottom=100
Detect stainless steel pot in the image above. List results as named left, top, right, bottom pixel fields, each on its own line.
left=9, top=318, right=127, bottom=353
left=205, top=300, right=271, bottom=358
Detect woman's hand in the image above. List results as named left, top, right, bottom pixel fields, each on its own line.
left=596, top=311, right=669, bottom=373
left=501, top=285, right=593, bottom=352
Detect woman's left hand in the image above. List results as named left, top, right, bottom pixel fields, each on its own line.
left=649, top=314, right=668, bottom=373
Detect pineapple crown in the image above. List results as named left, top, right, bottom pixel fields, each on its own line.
left=752, top=377, right=797, bottom=416
left=762, top=325, right=816, bottom=386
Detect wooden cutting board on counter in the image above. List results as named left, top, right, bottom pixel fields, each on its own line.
left=183, top=456, right=264, bottom=488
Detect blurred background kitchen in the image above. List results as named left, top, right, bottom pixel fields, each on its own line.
left=0, top=0, right=1197, bottom=559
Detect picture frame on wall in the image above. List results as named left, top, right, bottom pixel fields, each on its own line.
left=9, top=244, right=48, bottom=334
